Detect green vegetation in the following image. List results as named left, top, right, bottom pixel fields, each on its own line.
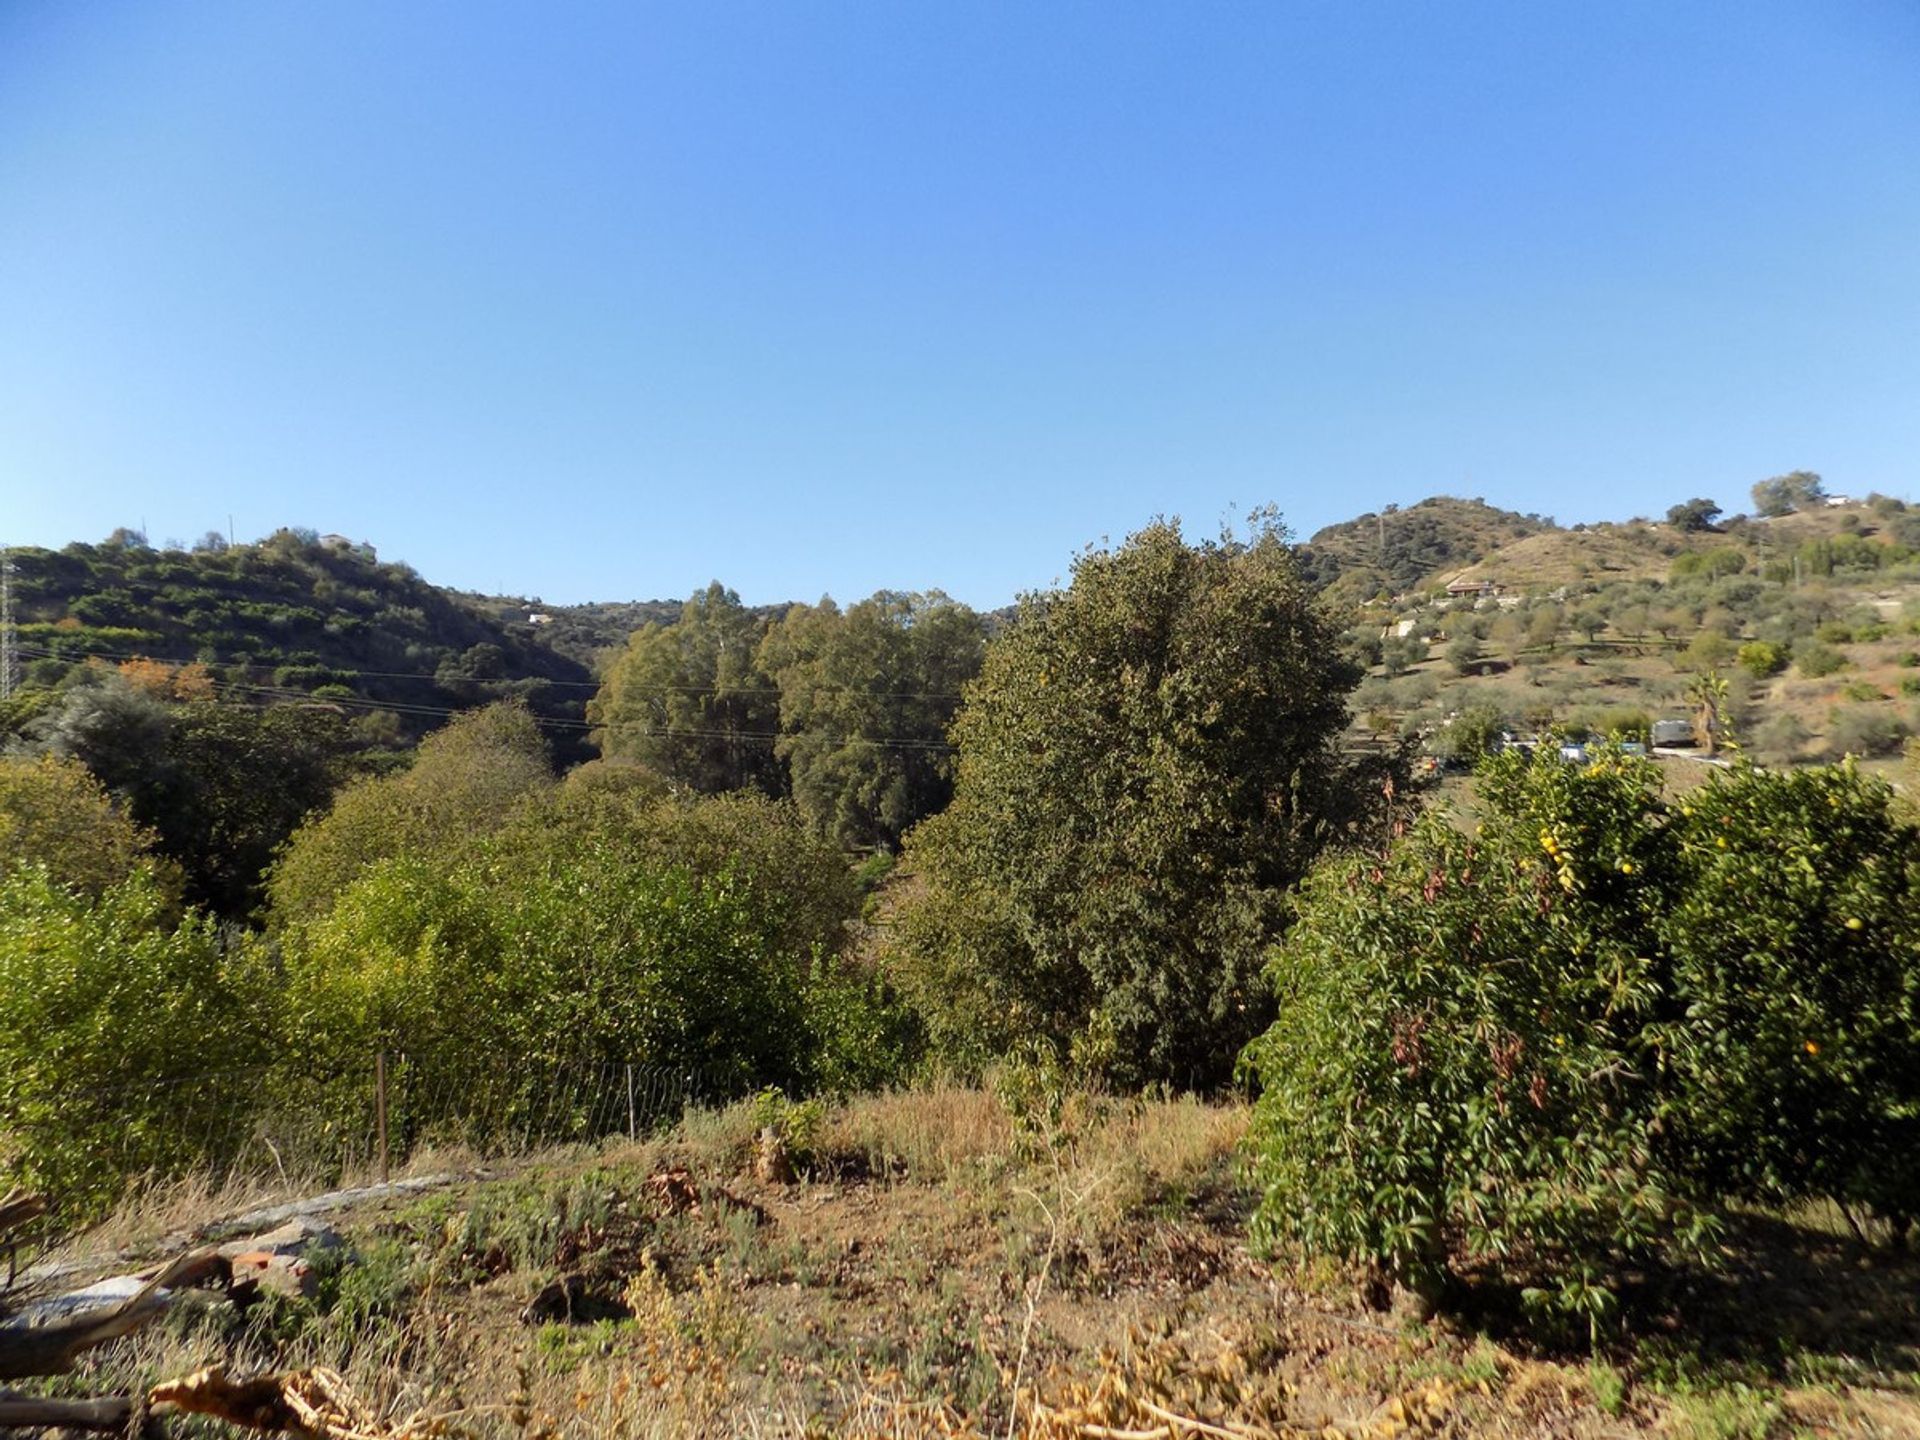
left=0, top=753, right=168, bottom=899
left=1751, top=469, right=1827, bottom=517
left=0, top=866, right=272, bottom=1209
left=6, top=488, right=1920, bottom=1404
left=1245, top=748, right=1919, bottom=1335
left=2, top=527, right=598, bottom=753
left=890, top=517, right=1373, bottom=1088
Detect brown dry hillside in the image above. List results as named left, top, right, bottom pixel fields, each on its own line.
left=1440, top=521, right=1714, bottom=589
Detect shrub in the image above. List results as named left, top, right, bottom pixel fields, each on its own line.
left=1244, top=750, right=1920, bottom=1332
left=1245, top=751, right=1706, bottom=1334
left=1736, top=640, right=1787, bottom=680
left=1657, top=766, right=1920, bottom=1222
left=0, top=754, right=169, bottom=900
left=1795, top=643, right=1849, bottom=679
left=1584, top=705, right=1651, bottom=744
left=1826, top=706, right=1910, bottom=758
left=1750, top=712, right=1809, bottom=765
left=1434, top=702, right=1506, bottom=762
left=526, top=787, right=859, bottom=963
left=280, top=845, right=818, bottom=1139
left=0, top=869, right=274, bottom=1216
left=268, top=702, right=553, bottom=926
left=1445, top=632, right=1485, bottom=675
left=799, top=956, right=925, bottom=1097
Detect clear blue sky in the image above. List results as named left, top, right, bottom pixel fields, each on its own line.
left=3, top=3, right=1916, bottom=608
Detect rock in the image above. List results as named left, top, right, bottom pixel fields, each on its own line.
left=755, top=1126, right=795, bottom=1185
left=214, top=1217, right=343, bottom=1262
left=224, top=1251, right=319, bottom=1299
left=216, top=1218, right=344, bottom=1300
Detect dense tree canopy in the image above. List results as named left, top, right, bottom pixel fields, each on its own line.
left=0, top=753, right=167, bottom=900
left=1751, top=470, right=1825, bottom=517
left=589, top=583, right=784, bottom=794
left=1666, top=497, right=1722, bottom=532
left=267, top=702, right=553, bottom=926
left=891, top=518, right=1370, bottom=1087
left=22, top=675, right=350, bottom=917
left=757, top=591, right=985, bottom=850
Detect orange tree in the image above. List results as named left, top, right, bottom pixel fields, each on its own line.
left=1244, top=748, right=1920, bottom=1335
left=1657, top=764, right=1920, bottom=1232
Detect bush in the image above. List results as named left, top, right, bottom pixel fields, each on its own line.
left=1750, top=712, right=1809, bottom=765
left=1827, top=706, right=1910, bottom=758
left=280, top=844, right=818, bottom=1136
left=1445, top=632, right=1484, bottom=675
left=0, top=869, right=274, bottom=1216
left=1581, top=705, right=1651, bottom=744
left=268, top=703, right=553, bottom=926
left=1246, top=751, right=1705, bottom=1333
left=0, top=754, right=169, bottom=900
left=1244, top=750, right=1920, bottom=1333
left=1736, top=640, right=1787, bottom=679
left=1434, top=702, right=1505, bottom=762
left=1795, top=643, right=1850, bottom=679
left=1657, top=766, right=1920, bottom=1221
left=800, top=956, right=925, bottom=1097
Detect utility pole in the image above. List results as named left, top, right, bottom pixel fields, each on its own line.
left=0, top=547, right=17, bottom=702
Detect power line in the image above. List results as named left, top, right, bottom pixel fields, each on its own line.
left=15, top=643, right=958, bottom=751
left=12, top=637, right=969, bottom=700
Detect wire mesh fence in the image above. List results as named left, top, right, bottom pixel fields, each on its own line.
left=0, top=1053, right=742, bottom=1280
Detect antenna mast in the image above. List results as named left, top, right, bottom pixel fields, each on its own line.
left=0, top=546, right=17, bottom=702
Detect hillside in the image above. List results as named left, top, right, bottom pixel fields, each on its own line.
left=3, top=530, right=601, bottom=758
left=1294, top=495, right=1556, bottom=602
left=1339, top=495, right=1920, bottom=775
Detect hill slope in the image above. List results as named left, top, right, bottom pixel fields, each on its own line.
left=1339, top=497, right=1920, bottom=773
left=4, top=531, right=601, bottom=757
left=1295, top=496, right=1556, bottom=601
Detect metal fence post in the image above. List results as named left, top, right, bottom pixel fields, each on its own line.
left=625, top=1063, right=636, bottom=1141
left=375, top=1050, right=390, bottom=1185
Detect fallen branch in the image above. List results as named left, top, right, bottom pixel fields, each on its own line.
left=0, top=1390, right=134, bottom=1432
left=0, top=1249, right=210, bottom=1379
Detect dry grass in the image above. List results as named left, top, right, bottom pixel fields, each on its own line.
left=818, top=1084, right=1013, bottom=1182
left=10, top=1086, right=1917, bottom=1439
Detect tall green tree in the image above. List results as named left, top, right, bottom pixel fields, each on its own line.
left=757, top=590, right=985, bottom=850
left=589, top=583, right=783, bottom=794
left=26, top=675, right=348, bottom=918
left=891, top=518, right=1369, bottom=1087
